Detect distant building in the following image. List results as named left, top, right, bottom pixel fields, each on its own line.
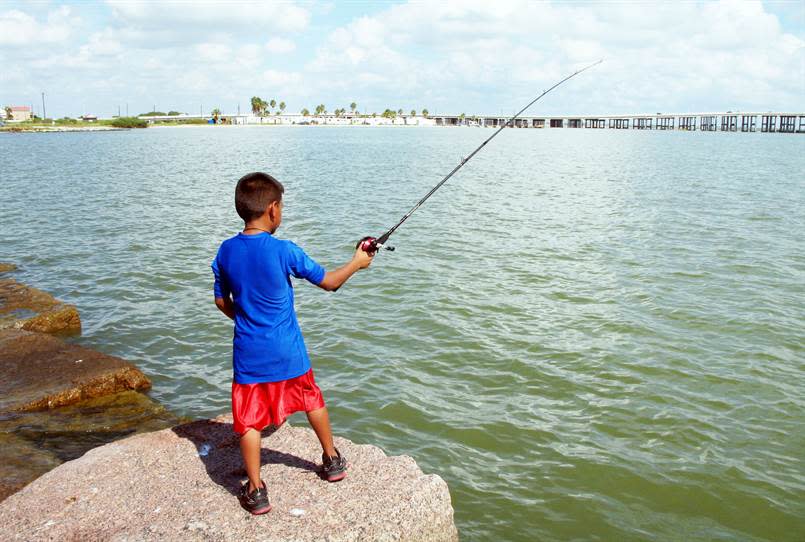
left=80, top=114, right=98, bottom=122
left=5, top=106, right=32, bottom=122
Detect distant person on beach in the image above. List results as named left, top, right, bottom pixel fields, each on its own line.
left=212, top=172, right=373, bottom=514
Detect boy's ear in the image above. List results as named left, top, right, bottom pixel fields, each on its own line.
left=267, top=200, right=280, bottom=221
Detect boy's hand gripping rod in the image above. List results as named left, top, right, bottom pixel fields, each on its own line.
left=357, top=59, right=603, bottom=255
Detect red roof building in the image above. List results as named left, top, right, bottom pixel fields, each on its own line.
left=5, top=105, right=32, bottom=121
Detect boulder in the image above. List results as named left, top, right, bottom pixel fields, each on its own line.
left=0, top=262, right=17, bottom=273
left=0, top=433, right=62, bottom=502
left=0, top=390, right=183, bottom=502
left=0, top=278, right=81, bottom=334
left=0, top=415, right=459, bottom=541
left=0, top=329, right=151, bottom=411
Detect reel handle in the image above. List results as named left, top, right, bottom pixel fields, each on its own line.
left=356, top=236, right=395, bottom=255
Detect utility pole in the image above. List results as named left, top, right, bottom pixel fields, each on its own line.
left=118, top=105, right=121, bottom=117
left=41, top=92, right=46, bottom=120
left=126, top=103, right=129, bottom=116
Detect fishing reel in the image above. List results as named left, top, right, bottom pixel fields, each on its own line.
left=356, top=236, right=394, bottom=255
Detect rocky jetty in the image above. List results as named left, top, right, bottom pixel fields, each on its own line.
left=0, top=264, right=182, bottom=501
left=0, top=329, right=151, bottom=411
left=0, top=277, right=81, bottom=334
left=0, top=415, right=459, bottom=542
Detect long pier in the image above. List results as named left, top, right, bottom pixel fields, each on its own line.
left=431, top=112, right=805, bottom=133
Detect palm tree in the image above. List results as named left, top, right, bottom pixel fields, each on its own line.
left=350, top=102, right=357, bottom=115
left=422, top=108, right=428, bottom=117
left=301, top=108, right=310, bottom=116
left=279, top=101, right=286, bottom=114
left=4, top=106, right=12, bottom=120
left=211, top=108, right=221, bottom=123
left=270, top=99, right=276, bottom=111
left=250, top=96, right=262, bottom=115
left=397, top=108, right=403, bottom=116
left=410, top=109, right=416, bottom=117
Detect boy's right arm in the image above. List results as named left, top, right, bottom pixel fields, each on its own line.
left=318, top=247, right=373, bottom=292
left=215, top=296, right=236, bottom=320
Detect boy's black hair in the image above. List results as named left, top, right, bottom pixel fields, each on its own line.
left=235, top=172, right=284, bottom=222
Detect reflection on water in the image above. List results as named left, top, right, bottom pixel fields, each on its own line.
left=1, top=126, right=803, bottom=540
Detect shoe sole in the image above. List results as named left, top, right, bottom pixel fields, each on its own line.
left=327, top=471, right=347, bottom=482
left=248, top=504, right=272, bottom=515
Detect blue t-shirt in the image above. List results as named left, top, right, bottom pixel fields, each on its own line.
left=212, top=232, right=326, bottom=384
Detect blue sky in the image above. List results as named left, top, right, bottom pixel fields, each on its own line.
left=2, top=1, right=803, bottom=118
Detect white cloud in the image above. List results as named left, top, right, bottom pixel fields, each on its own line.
left=107, top=0, right=310, bottom=33
left=2, top=0, right=802, bottom=117
left=0, top=6, right=77, bottom=46
left=265, top=37, right=296, bottom=54
left=196, top=42, right=232, bottom=63
left=304, top=0, right=805, bottom=114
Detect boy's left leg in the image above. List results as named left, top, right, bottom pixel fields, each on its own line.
left=240, top=428, right=263, bottom=492
left=238, top=428, right=271, bottom=514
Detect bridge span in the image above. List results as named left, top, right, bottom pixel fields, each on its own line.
left=431, top=112, right=805, bottom=133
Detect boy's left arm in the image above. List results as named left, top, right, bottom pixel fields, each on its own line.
left=215, top=296, right=236, bottom=320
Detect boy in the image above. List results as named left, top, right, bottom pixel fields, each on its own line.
left=212, top=171, right=373, bottom=514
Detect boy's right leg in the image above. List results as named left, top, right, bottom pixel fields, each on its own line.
left=305, top=406, right=337, bottom=457
left=306, top=406, right=347, bottom=482
left=240, top=428, right=263, bottom=492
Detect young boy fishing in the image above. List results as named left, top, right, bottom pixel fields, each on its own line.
left=212, top=171, right=373, bottom=514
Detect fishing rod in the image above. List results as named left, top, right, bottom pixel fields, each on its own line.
left=357, top=59, right=603, bottom=255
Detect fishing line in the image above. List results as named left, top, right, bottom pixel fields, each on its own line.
left=357, top=59, right=603, bottom=255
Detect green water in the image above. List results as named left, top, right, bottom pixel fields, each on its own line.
left=1, top=126, right=803, bottom=540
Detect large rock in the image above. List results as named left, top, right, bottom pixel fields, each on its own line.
left=0, top=390, right=183, bottom=502
left=0, top=415, right=459, bottom=541
left=0, top=277, right=81, bottom=334
left=0, top=433, right=62, bottom=502
left=0, top=329, right=151, bottom=411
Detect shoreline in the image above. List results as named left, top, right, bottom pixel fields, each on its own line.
left=0, top=125, right=125, bottom=133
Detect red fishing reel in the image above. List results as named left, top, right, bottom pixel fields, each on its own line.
left=356, top=236, right=394, bottom=255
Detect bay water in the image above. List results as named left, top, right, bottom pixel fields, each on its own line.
left=1, top=126, right=803, bottom=541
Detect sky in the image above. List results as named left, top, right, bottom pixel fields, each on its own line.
left=1, top=0, right=803, bottom=118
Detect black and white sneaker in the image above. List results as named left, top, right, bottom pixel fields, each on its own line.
left=239, top=480, right=271, bottom=515
left=322, top=448, right=348, bottom=482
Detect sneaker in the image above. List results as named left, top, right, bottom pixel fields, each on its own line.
left=322, top=448, right=348, bottom=482
left=239, top=480, right=271, bottom=515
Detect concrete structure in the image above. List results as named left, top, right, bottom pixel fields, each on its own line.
left=430, top=112, right=805, bottom=134
left=136, top=111, right=804, bottom=134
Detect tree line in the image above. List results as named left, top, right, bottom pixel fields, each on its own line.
left=252, top=97, right=428, bottom=118
left=251, top=97, right=286, bottom=116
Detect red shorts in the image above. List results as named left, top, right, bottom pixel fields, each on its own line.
left=231, top=368, right=325, bottom=435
